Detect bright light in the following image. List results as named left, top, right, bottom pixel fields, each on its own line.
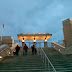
left=9, top=52, right=10, bottom=54
left=0, top=56, right=2, bottom=59
left=45, top=40, right=47, bottom=42
left=33, top=40, right=36, bottom=42
left=22, top=40, right=25, bottom=42
left=59, top=49, right=60, bottom=51
left=54, top=46, right=55, bottom=48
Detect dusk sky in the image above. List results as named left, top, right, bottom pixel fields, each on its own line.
left=0, top=0, right=72, bottom=42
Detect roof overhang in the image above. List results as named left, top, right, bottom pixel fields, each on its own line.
left=17, top=33, right=52, bottom=41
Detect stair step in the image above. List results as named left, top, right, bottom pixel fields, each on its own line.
left=0, top=67, right=46, bottom=69
left=43, top=48, right=72, bottom=71
left=0, top=65, right=45, bottom=67
left=0, top=69, right=48, bottom=71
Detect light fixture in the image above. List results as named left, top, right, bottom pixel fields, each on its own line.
left=34, top=38, right=35, bottom=40
left=34, top=37, right=36, bottom=42
left=23, top=38, right=24, bottom=40
left=34, top=40, right=36, bottom=42
left=45, top=37, right=47, bottom=42
left=0, top=56, right=2, bottom=59
left=9, top=52, right=10, bottom=54
left=22, top=38, right=25, bottom=42
left=54, top=46, right=55, bottom=48
left=45, top=39, right=47, bottom=42
left=22, top=40, right=25, bottom=42
left=59, top=49, right=60, bottom=51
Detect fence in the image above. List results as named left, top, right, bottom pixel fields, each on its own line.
left=14, top=40, right=53, bottom=48
left=40, top=48, right=56, bottom=72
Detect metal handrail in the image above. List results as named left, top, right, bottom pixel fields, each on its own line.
left=0, top=47, right=7, bottom=53
left=40, top=48, right=56, bottom=72
left=0, top=45, right=10, bottom=53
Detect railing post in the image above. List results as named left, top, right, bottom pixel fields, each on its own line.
left=41, top=50, right=42, bottom=59
left=43, top=54, right=44, bottom=63
left=53, top=69, right=55, bottom=72
left=45, top=56, right=46, bottom=67
left=48, top=60, right=50, bottom=72
left=40, top=48, right=56, bottom=72
left=39, top=48, right=40, bottom=55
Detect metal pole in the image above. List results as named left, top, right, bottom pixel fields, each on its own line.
left=48, top=61, right=50, bottom=72
left=1, top=27, right=3, bottom=41
left=45, top=56, right=46, bottom=67
left=29, top=42, right=30, bottom=48
left=41, top=50, right=42, bottom=59
left=43, top=54, right=44, bottom=63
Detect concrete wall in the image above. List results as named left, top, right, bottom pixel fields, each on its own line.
left=0, top=40, right=2, bottom=45
left=62, top=18, right=72, bottom=47
left=0, top=44, right=10, bottom=61
left=2, top=39, right=14, bottom=47
left=51, top=42, right=72, bottom=55
left=0, top=36, right=14, bottom=47
left=0, top=43, right=20, bottom=61
left=51, top=42, right=66, bottom=54
left=51, top=18, right=72, bottom=55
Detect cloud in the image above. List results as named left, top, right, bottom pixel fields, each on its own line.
left=0, top=0, right=71, bottom=41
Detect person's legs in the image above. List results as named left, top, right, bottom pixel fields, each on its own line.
left=18, top=51, right=19, bottom=56
left=23, top=50, right=24, bottom=55
left=25, top=49, right=27, bottom=55
left=26, top=49, right=27, bottom=55
left=32, top=50, right=33, bottom=55
left=16, top=51, right=18, bottom=56
left=35, top=49, right=37, bottom=55
left=24, top=50, right=26, bottom=55
left=35, top=52, right=36, bottom=55
left=32, top=50, right=34, bottom=55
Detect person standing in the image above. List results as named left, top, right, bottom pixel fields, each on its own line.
left=34, top=48, right=37, bottom=55
left=31, top=45, right=35, bottom=55
left=23, top=44, right=28, bottom=55
left=15, top=45, right=20, bottom=56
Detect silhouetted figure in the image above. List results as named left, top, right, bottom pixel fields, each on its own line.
left=35, top=48, right=37, bottom=55
left=15, top=45, right=20, bottom=56
left=31, top=45, right=34, bottom=55
left=23, top=44, right=28, bottom=55
left=31, top=45, right=37, bottom=55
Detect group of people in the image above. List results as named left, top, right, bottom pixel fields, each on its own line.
left=23, top=44, right=37, bottom=55
left=13, top=44, right=37, bottom=56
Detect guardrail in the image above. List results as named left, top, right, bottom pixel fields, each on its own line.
left=0, top=44, right=10, bottom=61
left=52, top=42, right=72, bottom=54
left=0, top=43, right=21, bottom=61
left=40, top=48, right=56, bottom=72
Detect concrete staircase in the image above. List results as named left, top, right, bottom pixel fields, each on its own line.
left=0, top=48, right=48, bottom=72
left=43, top=48, right=72, bottom=72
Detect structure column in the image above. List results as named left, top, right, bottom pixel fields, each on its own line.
left=33, top=40, right=36, bottom=48
left=22, top=40, right=25, bottom=48
left=62, top=18, right=72, bottom=47
left=44, top=40, right=47, bottom=48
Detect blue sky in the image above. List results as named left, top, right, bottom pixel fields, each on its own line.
left=0, top=0, right=72, bottom=41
